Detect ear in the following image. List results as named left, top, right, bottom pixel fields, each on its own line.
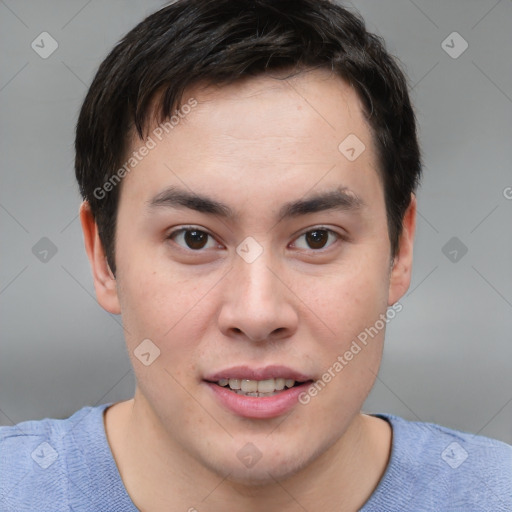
left=79, top=201, right=121, bottom=314
left=388, top=193, right=417, bottom=306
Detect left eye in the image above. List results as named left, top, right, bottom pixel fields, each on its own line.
left=292, top=228, right=340, bottom=251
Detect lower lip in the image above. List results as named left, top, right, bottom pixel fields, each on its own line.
left=205, top=381, right=312, bottom=419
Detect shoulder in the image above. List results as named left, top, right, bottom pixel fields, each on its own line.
left=362, top=413, right=512, bottom=512
left=0, top=404, right=113, bottom=511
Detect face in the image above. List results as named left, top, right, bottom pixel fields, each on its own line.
left=89, top=69, right=413, bottom=483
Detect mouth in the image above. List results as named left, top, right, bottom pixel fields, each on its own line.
left=203, top=365, right=314, bottom=418
left=208, top=377, right=310, bottom=398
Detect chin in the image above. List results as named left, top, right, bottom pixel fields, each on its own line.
left=200, top=440, right=315, bottom=487
left=223, top=461, right=305, bottom=487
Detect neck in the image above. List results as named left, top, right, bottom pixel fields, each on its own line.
left=104, top=391, right=391, bottom=512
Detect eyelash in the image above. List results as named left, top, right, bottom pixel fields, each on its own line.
left=166, top=225, right=345, bottom=253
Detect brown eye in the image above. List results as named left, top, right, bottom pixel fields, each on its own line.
left=305, top=230, right=329, bottom=249
left=168, top=228, right=216, bottom=250
left=293, top=228, right=340, bottom=251
left=184, top=230, right=208, bottom=250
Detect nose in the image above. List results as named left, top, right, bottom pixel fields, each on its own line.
left=217, top=251, right=298, bottom=343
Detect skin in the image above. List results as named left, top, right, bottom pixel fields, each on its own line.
left=80, top=68, right=416, bottom=512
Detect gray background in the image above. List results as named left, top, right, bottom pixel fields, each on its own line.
left=1, top=0, right=511, bottom=444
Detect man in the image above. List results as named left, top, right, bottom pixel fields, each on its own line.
left=1, top=1, right=510, bottom=510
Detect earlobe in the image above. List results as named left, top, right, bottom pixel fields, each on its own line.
left=388, top=193, right=417, bottom=306
left=79, top=201, right=121, bottom=314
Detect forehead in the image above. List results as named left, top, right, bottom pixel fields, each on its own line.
left=136, top=67, right=373, bottom=154
left=119, top=68, right=382, bottom=215
left=188, top=69, right=366, bottom=138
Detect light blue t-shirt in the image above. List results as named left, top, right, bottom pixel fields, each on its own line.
left=1, top=403, right=511, bottom=511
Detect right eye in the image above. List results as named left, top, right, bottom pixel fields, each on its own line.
left=166, top=227, right=221, bottom=251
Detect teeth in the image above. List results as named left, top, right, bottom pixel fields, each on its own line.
left=257, top=379, right=276, bottom=393
left=216, top=377, right=299, bottom=394
left=229, top=379, right=241, bottom=390
left=240, top=380, right=258, bottom=393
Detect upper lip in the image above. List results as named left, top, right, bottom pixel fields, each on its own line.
left=204, top=365, right=312, bottom=382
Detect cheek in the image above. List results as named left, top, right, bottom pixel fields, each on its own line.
left=117, top=267, right=207, bottom=408
left=116, top=252, right=221, bottom=378
left=116, top=237, right=200, bottom=332
left=306, top=253, right=389, bottom=399
left=313, top=254, right=390, bottom=336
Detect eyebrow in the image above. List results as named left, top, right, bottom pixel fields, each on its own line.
left=147, top=185, right=365, bottom=221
